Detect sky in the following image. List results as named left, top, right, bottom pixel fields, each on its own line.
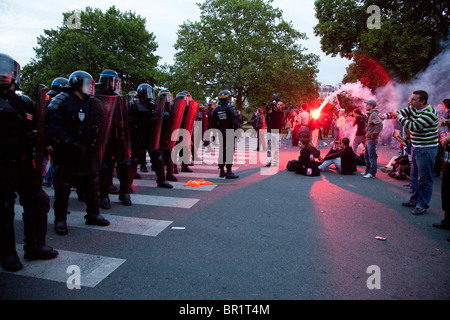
left=0, top=0, right=351, bottom=87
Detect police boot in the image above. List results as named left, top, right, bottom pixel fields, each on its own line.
left=219, top=165, right=226, bottom=178
left=166, top=173, right=178, bottom=181
left=100, top=196, right=111, bottom=210
left=117, top=160, right=132, bottom=206
left=181, top=163, right=193, bottom=172
left=119, top=192, right=132, bottom=206
left=0, top=222, right=23, bottom=272
left=22, top=191, right=58, bottom=261
left=84, top=177, right=110, bottom=227
left=54, top=181, right=71, bottom=235
left=23, top=241, right=58, bottom=261
left=226, top=165, right=239, bottom=179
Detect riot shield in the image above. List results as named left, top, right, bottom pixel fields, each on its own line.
left=78, top=95, right=117, bottom=175
left=148, top=95, right=165, bottom=152
left=112, top=95, right=132, bottom=164
left=35, top=84, right=48, bottom=182
left=160, top=97, right=186, bottom=150
left=183, top=100, right=200, bottom=135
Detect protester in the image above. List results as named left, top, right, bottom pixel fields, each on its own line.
left=362, top=100, right=383, bottom=179
left=318, top=137, right=357, bottom=175
left=384, top=90, right=439, bottom=215
left=287, top=138, right=321, bottom=176
left=351, top=108, right=367, bottom=153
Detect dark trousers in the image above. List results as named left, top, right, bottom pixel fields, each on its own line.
left=442, top=162, right=450, bottom=223
left=53, top=162, right=100, bottom=221
left=0, top=159, right=50, bottom=258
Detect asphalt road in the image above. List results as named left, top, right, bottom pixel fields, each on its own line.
left=1, top=135, right=449, bottom=304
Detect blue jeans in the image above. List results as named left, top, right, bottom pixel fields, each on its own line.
left=410, top=146, right=438, bottom=209
left=364, top=139, right=378, bottom=176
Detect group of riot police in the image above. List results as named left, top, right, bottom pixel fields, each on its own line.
left=0, top=53, right=241, bottom=272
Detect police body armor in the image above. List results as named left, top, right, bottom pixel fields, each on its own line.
left=78, top=95, right=117, bottom=175
left=179, top=100, right=200, bottom=147
left=149, top=94, right=165, bottom=152
left=111, top=95, right=131, bottom=164
left=160, top=97, right=186, bottom=150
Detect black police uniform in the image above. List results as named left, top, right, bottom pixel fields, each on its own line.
left=211, top=93, right=241, bottom=179
left=129, top=97, right=173, bottom=188
left=0, top=87, right=58, bottom=271
left=47, top=85, right=110, bottom=235
left=96, top=87, right=132, bottom=209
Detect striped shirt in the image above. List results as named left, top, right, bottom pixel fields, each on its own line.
left=395, top=105, right=439, bottom=148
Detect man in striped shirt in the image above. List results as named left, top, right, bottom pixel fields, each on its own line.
left=384, top=90, right=439, bottom=215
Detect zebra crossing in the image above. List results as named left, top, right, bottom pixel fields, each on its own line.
left=1, top=137, right=276, bottom=288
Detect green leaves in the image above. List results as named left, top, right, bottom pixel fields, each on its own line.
left=22, top=6, right=159, bottom=97
left=314, top=0, right=450, bottom=87
left=163, top=0, right=319, bottom=109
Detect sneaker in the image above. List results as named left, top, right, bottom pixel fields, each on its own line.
left=402, top=200, right=416, bottom=207
left=361, top=172, right=368, bottom=176
left=363, top=173, right=375, bottom=179
left=411, top=207, right=426, bottom=215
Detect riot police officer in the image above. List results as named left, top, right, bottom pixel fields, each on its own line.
left=42, top=77, right=69, bottom=187
left=0, top=53, right=58, bottom=271
left=212, top=90, right=241, bottom=179
left=47, top=70, right=110, bottom=235
left=158, top=89, right=177, bottom=181
left=129, top=83, right=173, bottom=188
left=96, top=69, right=132, bottom=209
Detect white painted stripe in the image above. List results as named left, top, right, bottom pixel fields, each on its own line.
left=43, top=190, right=200, bottom=208
left=14, top=206, right=172, bottom=236
left=0, top=246, right=125, bottom=288
left=127, top=179, right=217, bottom=191
left=139, top=171, right=225, bottom=180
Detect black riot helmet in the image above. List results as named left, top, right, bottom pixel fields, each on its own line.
left=97, top=69, right=121, bottom=94
left=128, top=90, right=138, bottom=102
left=48, top=77, right=69, bottom=96
left=176, top=90, right=192, bottom=105
left=68, top=70, right=95, bottom=98
left=158, top=89, right=173, bottom=106
left=137, top=83, right=155, bottom=102
left=0, top=53, right=21, bottom=90
left=218, top=90, right=232, bottom=105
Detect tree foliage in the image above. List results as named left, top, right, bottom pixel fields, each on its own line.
left=22, top=6, right=159, bottom=97
left=161, top=0, right=319, bottom=110
left=314, top=0, right=450, bottom=86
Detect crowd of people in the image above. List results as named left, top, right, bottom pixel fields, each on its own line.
left=285, top=93, right=450, bottom=242
left=1, top=51, right=448, bottom=272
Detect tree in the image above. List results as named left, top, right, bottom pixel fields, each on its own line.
left=162, top=0, right=319, bottom=110
left=21, top=6, right=159, bottom=97
left=314, top=0, right=450, bottom=86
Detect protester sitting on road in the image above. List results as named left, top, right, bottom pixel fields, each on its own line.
left=318, top=137, right=357, bottom=175
left=287, top=138, right=322, bottom=176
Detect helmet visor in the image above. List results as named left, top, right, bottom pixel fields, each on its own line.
left=80, top=78, right=95, bottom=97
left=0, top=57, right=20, bottom=88
left=105, top=75, right=121, bottom=94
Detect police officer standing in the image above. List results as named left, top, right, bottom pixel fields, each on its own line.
left=0, top=53, right=58, bottom=271
left=47, top=70, right=110, bottom=236
left=42, top=77, right=69, bottom=187
left=129, top=83, right=173, bottom=188
left=212, top=90, right=241, bottom=179
left=96, top=69, right=132, bottom=209
left=158, top=89, right=178, bottom=181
